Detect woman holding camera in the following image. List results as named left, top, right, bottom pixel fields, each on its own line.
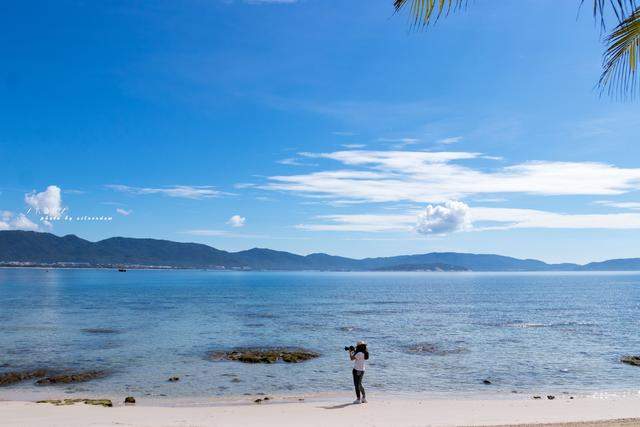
left=349, top=340, right=369, bottom=404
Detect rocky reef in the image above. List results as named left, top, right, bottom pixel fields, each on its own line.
left=621, top=355, right=640, bottom=366
left=0, top=369, right=47, bottom=386
left=209, top=347, right=319, bottom=364
left=35, top=370, right=107, bottom=385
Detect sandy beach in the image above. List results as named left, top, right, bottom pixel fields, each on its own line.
left=3, top=394, right=640, bottom=427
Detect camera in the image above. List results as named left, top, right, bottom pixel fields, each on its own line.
left=344, top=345, right=355, bottom=351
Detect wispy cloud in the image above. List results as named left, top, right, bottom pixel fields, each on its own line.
left=594, top=200, right=640, bottom=210
left=378, top=137, right=420, bottom=148
left=116, top=208, right=132, bottom=216
left=277, top=157, right=317, bottom=167
left=263, top=150, right=640, bottom=203
left=296, top=214, right=414, bottom=232
left=342, top=144, right=366, bottom=149
left=277, top=158, right=305, bottom=166
left=234, top=183, right=256, bottom=189
left=438, top=136, right=463, bottom=145
left=297, top=207, right=640, bottom=233
left=106, top=185, right=222, bottom=199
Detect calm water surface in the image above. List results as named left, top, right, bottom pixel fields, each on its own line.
left=1, top=269, right=640, bottom=399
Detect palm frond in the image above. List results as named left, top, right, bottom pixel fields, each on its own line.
left=586, top=0, right=637, bottom=28
left=394, top=0, right=467, bottom=27
left=599, top=8, right=640, bottom=98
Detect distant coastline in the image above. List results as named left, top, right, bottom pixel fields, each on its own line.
left=2, top=230, right=640, bottom=272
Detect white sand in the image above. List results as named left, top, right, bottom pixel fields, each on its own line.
left=2, top=394, right=640, bottom=427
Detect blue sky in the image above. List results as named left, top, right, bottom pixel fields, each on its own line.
left=2, top=0, right=640, bottom=263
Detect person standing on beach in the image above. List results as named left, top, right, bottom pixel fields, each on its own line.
left=349, top=340, right=369, bottom=404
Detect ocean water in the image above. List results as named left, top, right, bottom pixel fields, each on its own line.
left=1, top=269, right=640, bottom=400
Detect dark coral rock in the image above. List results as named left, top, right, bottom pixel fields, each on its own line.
left=124, top=396, right=136, bottom=404
left=621, top=356, right=640, bottom=366
left=209, top=348, right=319, bottom=364
left=0, top=369, right=47, bottom=386
left=35, top=370, right=107, bottom=385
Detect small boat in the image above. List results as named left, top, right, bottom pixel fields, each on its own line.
left=118, top=268, right=127, bottom=272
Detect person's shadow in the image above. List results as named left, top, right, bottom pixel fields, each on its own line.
left=319, top=402, right=357, bottom=410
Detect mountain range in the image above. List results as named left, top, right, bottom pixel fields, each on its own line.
left=1, top=230, right=639, bottom=271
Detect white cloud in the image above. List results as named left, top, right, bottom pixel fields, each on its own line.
left=106, top=185, right=221, bottom=199
left=297, top=206, right=640, bottom=233
left=25, top=185, right=63, bottom=217
left=12, top=213, right=39, bottom=231
left=263, top=150, right=640, bottom=203
left=0, top=212, right=40, bottom=231
left=416, top=201, right=471, bottom=235
left=227, top=215, right=246, bottom=227
left=116, top=208, right=132, bottom=216
left=594, top=200, right=640, bottom=210
left=438, top=136, right=463, bottom=144
left=342, top=144, right=366, bottom=149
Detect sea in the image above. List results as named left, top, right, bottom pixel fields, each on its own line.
left=1, top=269, right=640, bottom=400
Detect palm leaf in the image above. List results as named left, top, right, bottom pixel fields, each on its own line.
left=599, top=8, right=640, bottom=97
left=586, top=0, right=637, bottom=28
left=393, top=0, right=467, bottom=27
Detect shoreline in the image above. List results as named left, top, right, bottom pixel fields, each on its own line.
left=3, top=387, right=640, bottom=406
left=3, top=393, right=640, bottom=426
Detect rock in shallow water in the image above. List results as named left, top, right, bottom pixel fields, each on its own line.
left=81, top=328, right=120, bottom=334
left=621, top=356, right=640, bottom=366
left=0, top=370, right=47, bottom=386
left=124, top=396, right=136, bottom=404
left=405, top=342, right=468, bottom=356
left=35, top=370, right=107, bottom=385
left=209, top=347, right=319, bottom=364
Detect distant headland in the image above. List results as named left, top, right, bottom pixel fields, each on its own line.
left=1, top=230, right=639, bottom=272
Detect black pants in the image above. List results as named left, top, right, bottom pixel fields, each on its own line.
left=352, top=369, right=365, bottom=399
